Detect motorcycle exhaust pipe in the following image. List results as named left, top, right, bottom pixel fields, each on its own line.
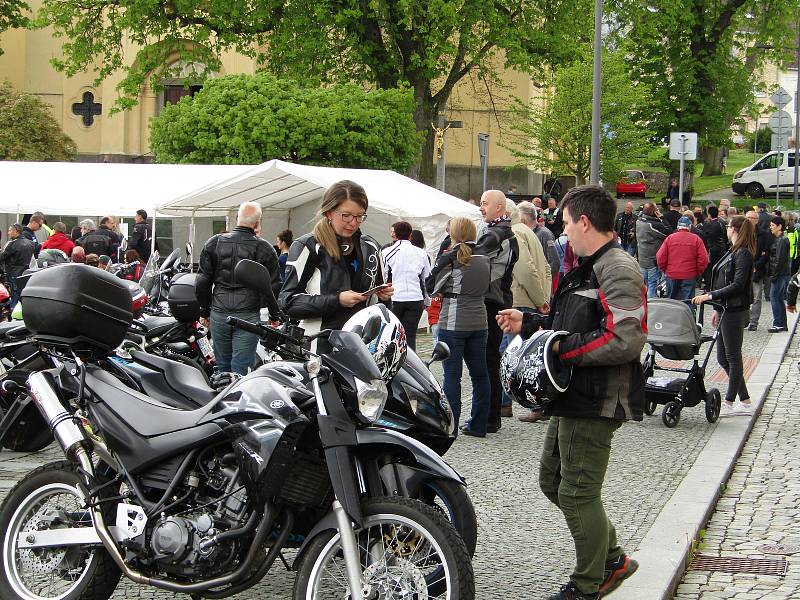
left=27, top=371, right=87, bottom=458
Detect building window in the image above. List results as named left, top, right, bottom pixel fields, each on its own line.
left=155, top=219, right=174, bottom=256
left=72, top=92, right=102, bottom=126
left=163, top=84, right=203, bottom=107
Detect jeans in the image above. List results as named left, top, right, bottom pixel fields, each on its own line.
left=640, top=266, right=661, bottom=298
left=623, top=241, right=637, bottom=258
left=485, top=302, right=504, bottom=427
left=439, top=328, right=491, bottom=435
left=749, top=279, right=765, bottom=327
left=500, top=307, right=537, bottom=407
left=770, top=274, right=790, bottom=328
left=540, top=416, right=623, bottom=595
left=7, top=277, right=20, bottom=311
left=665, top=277, right=696, bottom=301
left=210, top=310, right=260, bottom=375
left=430, top=323, right=440, bottom=345
left=391, top=300, right=424, bottom=351
left=716, top=310, right=750, bottom=403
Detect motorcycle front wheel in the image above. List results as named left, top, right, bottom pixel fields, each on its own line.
left=419, top=478, right=478, bottom=557
left=0, top=461, right=121, bottom=600
left=294, top=496, right=474, bottom=600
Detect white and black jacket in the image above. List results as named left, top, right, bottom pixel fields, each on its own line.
left=279, top=230, right=385, bottom=334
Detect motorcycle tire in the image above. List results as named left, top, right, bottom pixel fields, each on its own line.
left=0, top=399, right=52, bottom=452
left=419, top=478, right=478, bottom=557
left=293, top=496, right=474, bottom=600
left=0, top=460, right=121, bottom=600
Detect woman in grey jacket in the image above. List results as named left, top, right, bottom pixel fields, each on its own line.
left=426, top=217, right=491, bottom=437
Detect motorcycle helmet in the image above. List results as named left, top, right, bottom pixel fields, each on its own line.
left=342, top=304, right=407, bottom=379
left=500, top=329, right=572, bottom=411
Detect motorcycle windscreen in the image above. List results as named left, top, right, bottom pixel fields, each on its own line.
left=323, top=330, right=383, bottom=383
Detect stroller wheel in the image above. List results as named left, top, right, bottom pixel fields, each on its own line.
left=662, top=400, right=681, bottom=428
left=705, top=388, right=722, bottom=423
left=644, top=399, right=658, bottom=416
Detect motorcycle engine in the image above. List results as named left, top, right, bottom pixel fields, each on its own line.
left=150, top=513, right=219, bottom=574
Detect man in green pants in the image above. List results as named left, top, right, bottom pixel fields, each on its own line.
left=498, top=185, right=646, bottom=599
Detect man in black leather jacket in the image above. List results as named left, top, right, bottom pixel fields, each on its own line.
left=746, top=210, right=772, bottom=330
left=197, top=202, right=281, bottom=374
left=1, top=224, right=36, bottom=309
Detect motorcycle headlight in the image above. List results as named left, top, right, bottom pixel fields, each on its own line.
left=355, top=378, right=388, bottom=422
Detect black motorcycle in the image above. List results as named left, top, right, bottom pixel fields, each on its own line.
left=0, top=264, right=474, bottom=600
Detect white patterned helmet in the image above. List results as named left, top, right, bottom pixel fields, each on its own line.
left=342, top=304, right=407, bottom=379
left=500, top=329, right=572, bottom=411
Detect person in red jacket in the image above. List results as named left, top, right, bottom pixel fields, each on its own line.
left=656, top=216, right=709, bottom=301
left=40, top=222, right=75, bottom=256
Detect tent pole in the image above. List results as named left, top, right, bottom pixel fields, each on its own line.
left=189, top=212, right=196, bottom=269
left=151, top=213, right=157, bottom=261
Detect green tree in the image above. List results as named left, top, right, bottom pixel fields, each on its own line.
left=505, top=51, right=657, bottom=187
left=0, top=0, right=28, bottom=53
left=610, top=0, right=800, bottom=176
left=0, top=80, right=76, bottom=161
left=36, top=0, right=591, bottom=184
left=150, top=74, right=421, bottom=170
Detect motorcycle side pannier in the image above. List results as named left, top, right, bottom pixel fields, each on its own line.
left=21, top=264, right=133, bottom=351
left=168, top=273, right=201, bottom=323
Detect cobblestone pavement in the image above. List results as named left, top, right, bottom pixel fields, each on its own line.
left=0, top=311, right=782, bottom=599
left=672, top=341, right=800, bottom=600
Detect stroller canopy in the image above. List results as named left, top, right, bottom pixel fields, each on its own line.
left=647, top=298, right=701, bottom=349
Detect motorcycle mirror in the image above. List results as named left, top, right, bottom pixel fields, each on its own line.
left=234, top=259, right=272, bottom=295
left=425, top=341, right=450, bottom=367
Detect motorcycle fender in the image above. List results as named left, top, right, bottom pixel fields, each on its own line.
left=0, top=392, right=36, bottom=440
left=356, top=428, right=464, bottom=488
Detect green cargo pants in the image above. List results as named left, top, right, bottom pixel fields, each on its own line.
left=539, top=416, right=623, bottom=595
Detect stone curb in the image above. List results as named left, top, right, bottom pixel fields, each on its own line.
left=613, top=311, right=799, bottom=600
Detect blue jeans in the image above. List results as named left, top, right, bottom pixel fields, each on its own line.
left=641, top=266, right=661, bottom=298
left=770, top=275, right=790, bottom=328
left=210, top=310, right=260, bottom=375
left=500, top=307, right=537, bottom=407
left=666, top=277, right=695, bottom=301
left=439, top=328, right=491, bottom=435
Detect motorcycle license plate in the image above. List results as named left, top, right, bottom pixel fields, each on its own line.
left=198, top=335, right=214, bottom=359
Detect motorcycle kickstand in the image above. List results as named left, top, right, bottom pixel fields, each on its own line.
left=332, top=499, right=368, bottom=600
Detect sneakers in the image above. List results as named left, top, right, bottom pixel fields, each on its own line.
left=599, top=555, right=639, bottom=597
left=733, top=402, right=753, bottom=416
left=719, top=401, right=736, bottom=417
left=768, top=326, right=788, bottom=333
left=547, top=582, right=598, bottom=600
left=746, top=323, right=758, bottom=331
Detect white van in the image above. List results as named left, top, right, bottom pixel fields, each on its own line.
left=732, top=150, right=798, bottom=198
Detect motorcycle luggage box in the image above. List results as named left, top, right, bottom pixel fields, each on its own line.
left=21, top=264, right=133, bottom=351
left=168, top=273, right=201, bottom=323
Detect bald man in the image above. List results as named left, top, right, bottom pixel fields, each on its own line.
left=475, top=190, right=519, bottom=433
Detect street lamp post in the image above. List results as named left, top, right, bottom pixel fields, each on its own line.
left=794, top=21, right=799, bottom=203
left=589, top=0, right=603, bottom=185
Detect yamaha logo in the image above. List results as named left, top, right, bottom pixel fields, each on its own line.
left=270, top=400, right=285, bottom=409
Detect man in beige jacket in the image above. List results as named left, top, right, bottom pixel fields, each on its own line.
left=500, top=199, right=552, bottom=419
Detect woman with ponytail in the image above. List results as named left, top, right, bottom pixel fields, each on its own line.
left=426, top=217, right=491, bottom=437
left=279, top=180, right=393, bottom=341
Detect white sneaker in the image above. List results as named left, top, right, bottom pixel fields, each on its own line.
left=719, top=402, right=735, bottom=417
left=733, top=402, right=753, bottom=416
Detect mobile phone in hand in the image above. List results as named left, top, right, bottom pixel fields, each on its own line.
left=363, top=283, right=390, bottom=296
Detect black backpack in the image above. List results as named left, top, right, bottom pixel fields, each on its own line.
left=81, top=231, right=112, bottom=256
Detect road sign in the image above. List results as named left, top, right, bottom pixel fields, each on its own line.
left=669, top=132, right=698, bottom=160
left=771, top=133, right=790, bottom=151
left=768, top=110, right=793, bottom=131
left=770, top=87, right=792, bottom=108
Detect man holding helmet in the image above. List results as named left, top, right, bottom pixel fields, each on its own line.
left=497, top=185, right=647, bottom=600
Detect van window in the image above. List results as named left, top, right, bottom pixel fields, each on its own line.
left=789, top=153, right=797, bottom=168
left=753, top=153, right=782, bottom=170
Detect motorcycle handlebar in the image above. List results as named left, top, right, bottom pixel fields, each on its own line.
left=226, top=316, right=269, bottom=338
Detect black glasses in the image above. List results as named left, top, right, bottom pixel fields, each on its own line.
left=337, top=211, right=367, bottom=223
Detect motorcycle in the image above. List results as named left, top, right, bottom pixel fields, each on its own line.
left=0, top=264, right=474, bottom=600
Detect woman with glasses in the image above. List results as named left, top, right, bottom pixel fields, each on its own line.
left=692, top=215, right=756, bottom=417
left=279, top=180, right=393, bottom=342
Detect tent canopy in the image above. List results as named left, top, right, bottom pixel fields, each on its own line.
left=0, top=161, right=252, bottom=217
left=160, top=159, right=481, bottom=252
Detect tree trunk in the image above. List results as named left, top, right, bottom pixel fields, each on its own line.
left=406, top=79, right=440, bottom=186
left=702, top=146, right=723, bottom=176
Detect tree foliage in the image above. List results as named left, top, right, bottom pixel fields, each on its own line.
left=610, top=0, right=800, bottom=176
left=36, top=0, right=592, bottom=183
left=150, top=74, right=421, bottom=170
left=0, top=0, right=28, bottom=54
left=0, top=80, right=76, bottom=161
left=505, top=50, right=658, bottom=186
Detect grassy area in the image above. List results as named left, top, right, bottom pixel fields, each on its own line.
left=692, top=149, right=755, bottom=197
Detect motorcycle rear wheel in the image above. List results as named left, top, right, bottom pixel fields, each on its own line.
left=0, top=461, right=121, bottom=600
left=294, top=496, right=474, bottom=600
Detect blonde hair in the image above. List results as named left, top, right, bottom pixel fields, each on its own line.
left=449, top=217, right=477, bottom=265
left=313, top=180, right=368, bottom=261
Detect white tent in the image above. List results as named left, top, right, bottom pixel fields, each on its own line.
left=0, top=161, right=253, bottom=218
left=159, top=159, right=482, bottom=255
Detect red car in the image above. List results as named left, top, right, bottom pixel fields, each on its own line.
left=616, top=170, right=647, bottom=198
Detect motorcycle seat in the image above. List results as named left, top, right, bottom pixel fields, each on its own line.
left=129, top=350, right=217, bottom=407
left=0, top=321, right=27, bottom=340
left=141, top=315, right=177, bottom=337
left=84, top=367, right=216, bottom=437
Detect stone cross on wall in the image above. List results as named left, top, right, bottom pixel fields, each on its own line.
left=72, top=91, right=102, bottom=127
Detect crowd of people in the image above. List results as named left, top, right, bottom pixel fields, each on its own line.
left=0, top=210, right=153, bottom=308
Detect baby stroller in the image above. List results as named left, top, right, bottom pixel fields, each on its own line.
left=642, top=298, right=722, bottom=428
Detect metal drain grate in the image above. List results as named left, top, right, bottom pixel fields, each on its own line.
left=759, top=544, right=800, bottom=556
left=690, top=555, right=787, bottom=576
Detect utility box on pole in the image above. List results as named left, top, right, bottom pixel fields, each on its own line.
left=478, top=133, right=490, bottom=192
